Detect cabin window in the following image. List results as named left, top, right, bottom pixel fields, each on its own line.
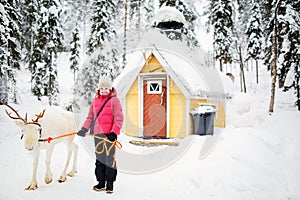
left=147, top=80, right=162, bottom=94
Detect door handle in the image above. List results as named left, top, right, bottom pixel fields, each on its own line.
left=160, top=91, right=164, bottom=106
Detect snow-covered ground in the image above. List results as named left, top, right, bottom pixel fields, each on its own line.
left=0, top=54, right=300, bottom=200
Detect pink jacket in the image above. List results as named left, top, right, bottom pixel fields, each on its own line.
left=82, top=89, right=124, bottom=135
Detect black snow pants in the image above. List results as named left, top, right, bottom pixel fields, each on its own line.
left=94, top=135, right=117, bottom=182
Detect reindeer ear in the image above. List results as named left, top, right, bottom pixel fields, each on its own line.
left=14, top=120, right=25, bottom=128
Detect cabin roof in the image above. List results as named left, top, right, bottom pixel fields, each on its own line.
left=114, top=29, right=233, bottom=99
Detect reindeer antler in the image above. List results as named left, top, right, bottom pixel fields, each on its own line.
left=0, top=99, right=28, bottom=123
left=32, top=109, right=46, bottom=123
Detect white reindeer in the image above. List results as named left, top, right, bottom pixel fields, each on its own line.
left=2, top=102, right=79, bottom=190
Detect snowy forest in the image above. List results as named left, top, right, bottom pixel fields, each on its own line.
left=0, top=0, right=299, bottom=111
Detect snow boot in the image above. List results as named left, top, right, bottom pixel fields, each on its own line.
left=93, top=181, right=106, bottom=191
left=106, top=181, right=114, bottom=194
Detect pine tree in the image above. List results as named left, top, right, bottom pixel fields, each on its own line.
left=29, top=0, right=64, bottom=105
left=0, top=0, right=22, bottom=103
left=69, top=26, right=81, bottom=82
left=208, top=0, right=234, bottom=72
left=246, top=1, right=264, bottom=84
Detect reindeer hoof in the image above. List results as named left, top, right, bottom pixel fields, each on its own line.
left=45, top=177, right=53, bottom=184
left=25, top=184, right=38, bottom=190
left=58, top=176, right=66, bottom=183
left=67, top=170, right=77, bottom=177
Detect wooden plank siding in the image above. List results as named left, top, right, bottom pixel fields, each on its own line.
left=125, top=79, right=139, bottom=137
left=169, top=79, right=186, bottom=138
left=140, top=55, right=165, bottom=73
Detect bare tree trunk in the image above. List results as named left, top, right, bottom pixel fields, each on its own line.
left=297, top=76, right=300, bottom=111
left=123, top=0, right=128, bottom=70
left=74, top=70, right=76, bottom=83
left=30, top=34, right=34, bottom=91
left=278, top=76, right=284, bottom=88
left=239, top=68, right=243, bottom=92
left=239, top=46, right=246, bottom=93
left=137, top=0, right=141, bottom=38
left=256, top=60, right=259, bottom=84
left=219, top=59, right=223, bottom=72
left=269, top=0, right=280, bottom=113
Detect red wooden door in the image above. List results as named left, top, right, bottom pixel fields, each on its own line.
left=143, top=78, right=167, bottom=138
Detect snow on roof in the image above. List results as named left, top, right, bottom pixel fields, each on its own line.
left=113, top=50, right=146, bottom=96
left=114, top=29, right=233, bottom=99
left=155, top=49, right=208, bottom=95
left=153, top=6, right=186, bottom=26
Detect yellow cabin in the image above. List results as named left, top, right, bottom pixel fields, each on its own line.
left=115, top=29, right=232, bottom=139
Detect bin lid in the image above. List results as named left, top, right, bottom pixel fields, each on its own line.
left=190, top=105, right=216, bottom=115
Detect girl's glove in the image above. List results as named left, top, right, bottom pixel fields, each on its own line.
left=77, top=127, right=88, bottom=137
left=106, top=132, right=117, bottom=141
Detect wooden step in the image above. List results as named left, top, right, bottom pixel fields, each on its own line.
left=129, top=140, right=179, bottom=147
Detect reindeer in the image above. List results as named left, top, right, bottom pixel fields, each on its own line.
left=1, top=101, right=79, bottom=190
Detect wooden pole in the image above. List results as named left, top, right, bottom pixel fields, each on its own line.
left=256, top=60, right=259, bottom=84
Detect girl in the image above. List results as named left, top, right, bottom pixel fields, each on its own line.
left=77, top=76, right=124, bottom=194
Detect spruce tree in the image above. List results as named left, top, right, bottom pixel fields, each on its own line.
left=129, top=0, right=142, bottom=31
left=276, top=1, right=299, bottom=88
left=128, top=0, right=155, bottom=30
left=280, top=1, right=300, bottom=110
left=145, top=0, right=155, bottom=29
left=69, top=26, right=81, bottom=82
left=86, top=0, right=118, bottom=77
left=21, top=0, right=39, bottom=63
left=121, top=0, right=155, bottom=69
left=29, top=0, right=64, bottom=105
left=76, top=0, right=117, bottom=103
left=246, top=1, right=264, bottom=83
left=265, top=0, right=300, bottom=112
left=75, top=54, right=113, bottom=103
left=60, top=0, right=91, bottom=51
left=261, top=0, right=275, bottom=73
left=0, top=0, right=22, bottom=103
left=208, top=0, right=234, bottom=72
left=87, top=0, right=115, bottom=54
left=0, top=1, right=9, bottom=101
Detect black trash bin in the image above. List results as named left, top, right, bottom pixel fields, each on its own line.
left=191, top=105, right=216, bottom=135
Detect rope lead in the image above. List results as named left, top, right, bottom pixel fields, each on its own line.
left=39, top=132, right=122, bottom=150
